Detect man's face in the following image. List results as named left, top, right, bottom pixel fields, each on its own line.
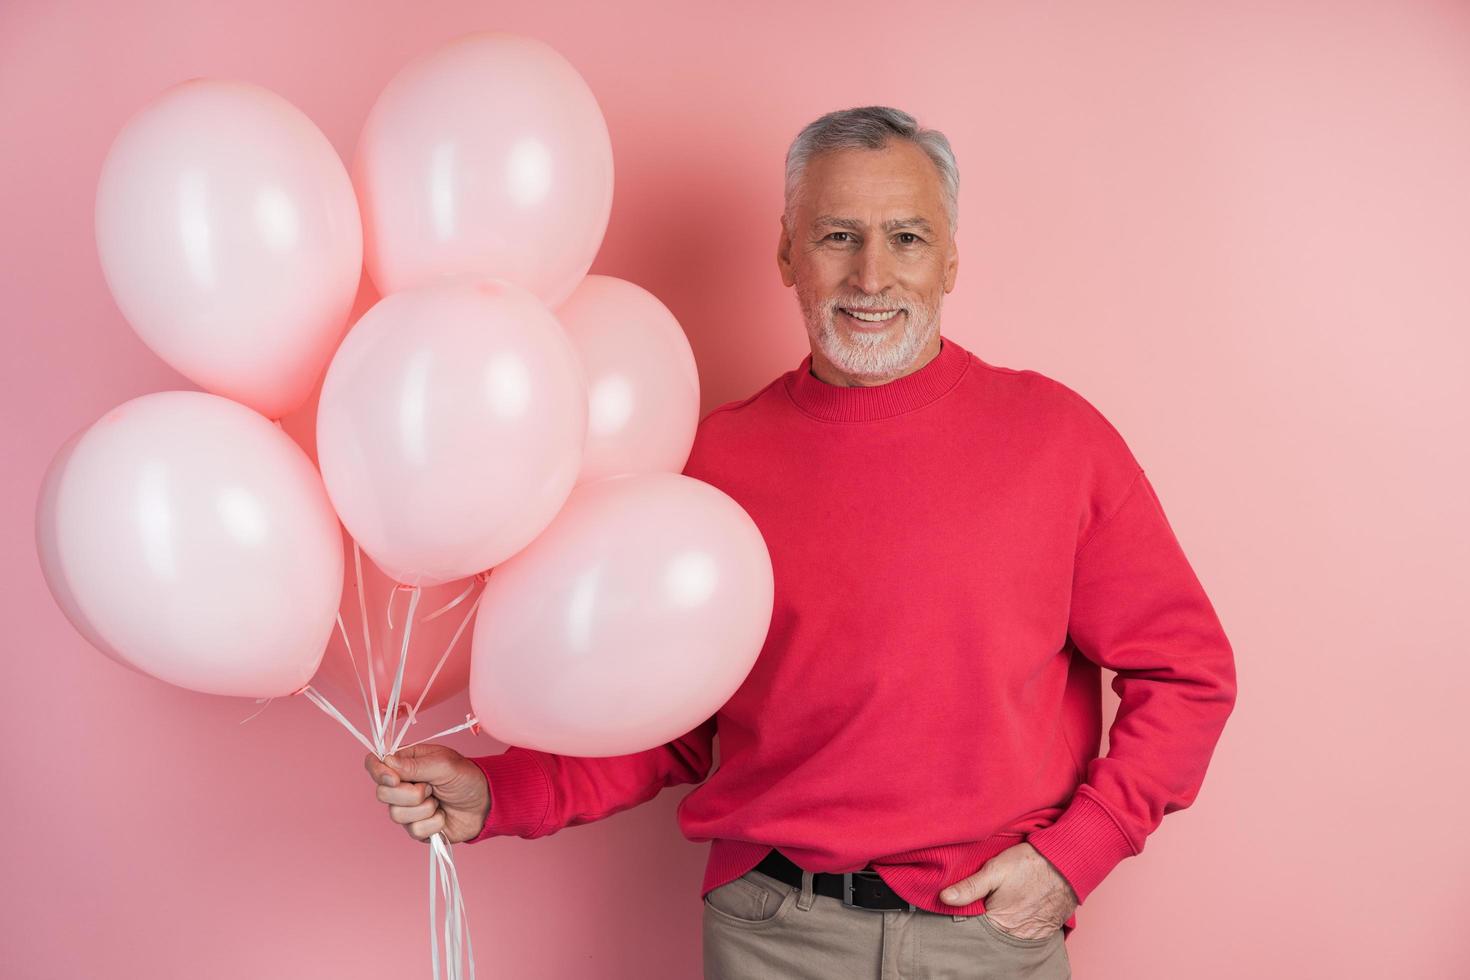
left=777, top=140, right=959, bottom=384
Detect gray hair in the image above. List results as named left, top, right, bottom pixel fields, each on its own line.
left=783, top=106, right=959, bottom=236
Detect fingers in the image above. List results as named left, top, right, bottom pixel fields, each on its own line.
left=405, top=806, right=446, bottom=842
left=377, top=779, right=433, bottom=807
left=382, top=743, right=460, bottom=786
left=365, top=749, right=446, bottom=841
left=363, top=752, right=399, bottom=787
left=389, top=796, right=439, bottom=827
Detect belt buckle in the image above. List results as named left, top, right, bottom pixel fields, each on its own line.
left=842, top=871, right=915, bottom=913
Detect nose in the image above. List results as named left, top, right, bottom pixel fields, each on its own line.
left=847, top=237, right=896, bottom=298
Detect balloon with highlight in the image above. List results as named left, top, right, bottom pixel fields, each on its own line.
left=94, top=79, right=362, bottom=420
left=468, top=472, right=775, bottom=757
left=315, top=278, right=587, bottom=588
left=35, top=391, right=344, bottom=698
left=352, top=32, right=614, bottom=308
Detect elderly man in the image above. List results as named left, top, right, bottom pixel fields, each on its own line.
left=364, top=106, right=1238, bottom=980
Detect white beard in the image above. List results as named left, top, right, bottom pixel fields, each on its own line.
left=801, top=290, right=944, bottom=382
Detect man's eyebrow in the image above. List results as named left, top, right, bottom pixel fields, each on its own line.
left=812, top=215, right=936, bottom=235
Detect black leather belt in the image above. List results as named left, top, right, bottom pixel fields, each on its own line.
left=755, top=848, right=917, bottom=912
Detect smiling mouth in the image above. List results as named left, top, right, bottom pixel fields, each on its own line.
left=839, top=308, right=904, bottom=324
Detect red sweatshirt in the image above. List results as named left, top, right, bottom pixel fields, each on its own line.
left=465, top=334, right=1237, bottom=937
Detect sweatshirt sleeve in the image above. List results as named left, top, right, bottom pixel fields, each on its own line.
left=462, top=713, right=719, bottom=843
left=1025, top=468, right=1238, bottom=906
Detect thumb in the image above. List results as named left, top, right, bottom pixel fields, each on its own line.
left=382, top=744, right=453, bottom=786
left=940, top=864, right=1001, bottom=906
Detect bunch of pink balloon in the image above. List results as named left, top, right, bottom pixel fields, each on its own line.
left=36, top=29, right=773, bottom=980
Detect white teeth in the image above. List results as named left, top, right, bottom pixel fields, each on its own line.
left=843, top=309, right=900, bottom=323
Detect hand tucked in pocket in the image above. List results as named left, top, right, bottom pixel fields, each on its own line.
left=938, top=842, right=1078, bottom=941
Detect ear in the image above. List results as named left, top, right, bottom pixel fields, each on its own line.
left=943, top=235, right=959, bottom=294
left=776, top=216, right=796, bottom=288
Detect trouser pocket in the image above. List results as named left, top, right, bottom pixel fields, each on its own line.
left=702, top=870, right=799, bottom=928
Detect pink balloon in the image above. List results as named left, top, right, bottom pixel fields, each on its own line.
left=469, top=473, right=774, bottom=756
left=556, top=275, right=701, bottom=485
left=352, top=32, right=614, bottom=308
left=315, top=279, right=587, bottom=588
left=310, top=526, right=479, bottom=720
left=95, top=79, right=363, bottom=420
left=34, top=392, right=344, bottom=698
left=277, top=310, right=476, bottom=717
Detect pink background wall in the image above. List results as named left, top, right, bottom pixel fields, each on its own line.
left=4, top=1, right=1468, bottom=977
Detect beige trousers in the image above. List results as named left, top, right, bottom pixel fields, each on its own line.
left=702, top=867, right=1072, bottom=980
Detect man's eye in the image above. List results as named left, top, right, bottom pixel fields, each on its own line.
left=822, top=231, right=923, bottom=244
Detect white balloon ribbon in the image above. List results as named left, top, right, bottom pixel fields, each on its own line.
left=270, top=537, right=487, bottom=980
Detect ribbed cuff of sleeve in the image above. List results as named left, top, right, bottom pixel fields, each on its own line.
left=1024, top=789, right=1138, bottom=906
left=465, top=750, right=551, bottom=843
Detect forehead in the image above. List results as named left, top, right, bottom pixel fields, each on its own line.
left=796, top=142, right=945, bottom=225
